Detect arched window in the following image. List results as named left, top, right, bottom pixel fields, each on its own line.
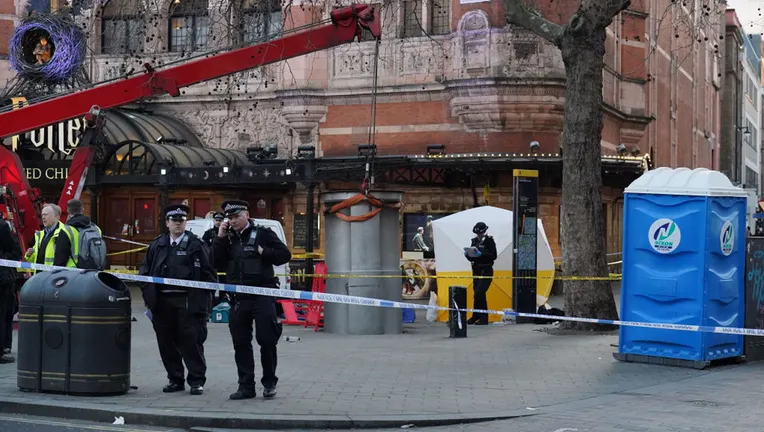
left=240, top=0, right=283, bottom=43
left=168, top=0, right=210, bottom=52
left=101, top=0, right=144, bottom=54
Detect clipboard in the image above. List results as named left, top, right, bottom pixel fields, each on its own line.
left=463, top=247, right=480, bottom=258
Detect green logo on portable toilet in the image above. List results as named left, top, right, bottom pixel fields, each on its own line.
left=720, top=220, right=734, bottom=256
left=648, top=218, right=681, bottom=254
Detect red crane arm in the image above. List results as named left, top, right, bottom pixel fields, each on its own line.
left=0, top=4, right=381, bottom=139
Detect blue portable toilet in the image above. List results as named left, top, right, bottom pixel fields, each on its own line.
left=615, top=167, right=748, bottom=368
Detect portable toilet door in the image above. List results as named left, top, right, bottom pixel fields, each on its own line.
left=616, top=167, right=748, bottom=368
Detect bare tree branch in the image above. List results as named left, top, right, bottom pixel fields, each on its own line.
left=504, top=0, right=564, bottom=47
left=604, top=0, right=632, bottom=18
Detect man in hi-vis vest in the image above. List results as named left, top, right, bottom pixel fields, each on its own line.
left=25, top=204, right=77, bottom=271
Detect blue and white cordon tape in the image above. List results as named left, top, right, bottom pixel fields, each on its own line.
left=4, top=258, right=763, bottom=337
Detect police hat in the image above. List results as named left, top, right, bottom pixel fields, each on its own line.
left=212, top=212, right=225, bottom=220
left=164, top=204, right=190, bottom=221
left=473, top=221, right=488, bottom=234
left=221, top=200, right=249, bottom=217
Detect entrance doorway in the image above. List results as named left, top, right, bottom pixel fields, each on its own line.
left=103, top=192, right=160, bottom=268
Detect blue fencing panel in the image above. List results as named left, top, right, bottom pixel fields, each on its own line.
left=618, top=167, right=748, bottom=366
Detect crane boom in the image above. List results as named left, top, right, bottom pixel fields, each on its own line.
left=0, top=3, right=380, bottom=250
left=0, top=4, right=381, bottom=139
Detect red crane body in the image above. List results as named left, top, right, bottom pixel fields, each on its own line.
left=0, top=4, right=380, bottom=251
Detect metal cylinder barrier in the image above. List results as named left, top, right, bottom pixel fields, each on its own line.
left=323, top=190, right=404, bottom=335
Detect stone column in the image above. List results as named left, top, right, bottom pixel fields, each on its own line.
left=276, top=90, right=328, bottom=153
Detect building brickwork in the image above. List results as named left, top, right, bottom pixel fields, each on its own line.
left=0, top=0, right=723, bottom=265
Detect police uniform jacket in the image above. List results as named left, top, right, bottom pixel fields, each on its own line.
left=212, top=220, right=292, bottom=289
left=202, top=227, right=218, bottom=247
left=466, top=235, right=498, bottom=271
left=138, top=231, right=217, bottom=314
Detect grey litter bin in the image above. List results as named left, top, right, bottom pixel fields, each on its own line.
left=17, top=270, right=132, bottom=395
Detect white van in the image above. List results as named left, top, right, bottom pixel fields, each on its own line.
left=185, top=218, right=292, bottom=290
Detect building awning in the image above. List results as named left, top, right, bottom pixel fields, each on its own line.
left=102, top=141, right=249, bottom=179
left=103, top=110, right=205, bottom=148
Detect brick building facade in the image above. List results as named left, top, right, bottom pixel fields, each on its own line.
left=0, top=0, right=17, bottom=85
left=0, top=0, right=723, bottom=266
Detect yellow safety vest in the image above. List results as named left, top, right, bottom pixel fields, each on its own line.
left=29, top=222, right=78, bottom=272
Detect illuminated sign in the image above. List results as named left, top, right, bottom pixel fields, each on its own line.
left=24, top=167, right=69, bottom=181
left=6, top=96, right=85, bottom=155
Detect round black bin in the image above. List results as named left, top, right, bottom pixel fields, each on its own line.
left=17, top=270, right=132, bottom=395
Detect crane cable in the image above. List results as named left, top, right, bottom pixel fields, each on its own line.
left=329, top=33, right=401, bottom=223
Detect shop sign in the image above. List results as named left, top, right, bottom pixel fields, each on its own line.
left=6, top=96, right=85, bottom=155
left=24, top=167, right=69, bottom=181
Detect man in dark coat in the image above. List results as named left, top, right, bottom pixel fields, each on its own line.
left=139, top=204, right=217, bottom=395
left=212, top=200, right=291, bottom=400
left=465, top=221, right=497, bottom=325
left=0, top=216, right=20, bottom=363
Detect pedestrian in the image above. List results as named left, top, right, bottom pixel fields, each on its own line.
left=211, top=200, right=291, bottom=400
left=138, top=204, right=217, bottom=395
left=202, top=212, right=224, bottom=248
left=464, top=221, right=497, bottom=325
left=0, top=216, right=20, bottom=364
left=203, top=212, right=227, bottom=306
left=65, top=199, right=107, bottom=270
left=25, top=203, right=76, bottom=271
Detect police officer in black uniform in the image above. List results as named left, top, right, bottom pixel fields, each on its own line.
left=202, top=212, right=224, bottom=247
left=203, top=212, right=227, bottom=306
left=212, top=200, right=291, bottom=400
left=139, top=204, right=217, bottom=395
left=465, top=221, right=497, bottom=325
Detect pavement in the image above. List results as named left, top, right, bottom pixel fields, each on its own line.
left=0, top=283, right=758, bottom=431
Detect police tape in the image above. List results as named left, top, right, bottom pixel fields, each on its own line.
left=102, top=236, right=320, bottom=259
left=103, top=236, right=150, bottom=247
left=2, top=258, right=762, bottom=337
left=106, top=246, right=148, bottom=257
left=14, top=266, right=623, bottom=281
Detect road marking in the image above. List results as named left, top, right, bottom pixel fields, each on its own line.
left=553, top=429, right=578, bottom=432
left=0, top=414, right=168, bottom=431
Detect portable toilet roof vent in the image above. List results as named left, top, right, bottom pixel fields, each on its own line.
left=625, top=167, right=748, bottom=198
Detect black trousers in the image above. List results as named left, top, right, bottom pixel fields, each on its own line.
left=471, top=267, right=493, bottom=322
left=229, top=295, right=282, bottom=391
left=151, top=294, right=209, bottom=387
left=0, top=285, right=13, bottom=352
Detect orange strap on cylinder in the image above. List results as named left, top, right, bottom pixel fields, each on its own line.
left=328, top=193, right=402, bottom=223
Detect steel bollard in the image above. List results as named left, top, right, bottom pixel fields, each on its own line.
left=449, top=285, right=467, bottom=338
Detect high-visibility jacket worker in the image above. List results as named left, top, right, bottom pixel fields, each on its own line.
left=26, top=204, right=77, bottom=271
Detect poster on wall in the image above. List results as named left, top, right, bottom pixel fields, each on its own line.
left=402, top=213, right=451, bottom=259
left=401, top=258, right=437, bottom=300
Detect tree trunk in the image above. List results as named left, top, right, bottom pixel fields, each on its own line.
left=559, top=16, right=618, bottom=330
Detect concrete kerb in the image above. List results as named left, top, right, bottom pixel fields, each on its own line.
left=0, top=395, right=538, bottom=429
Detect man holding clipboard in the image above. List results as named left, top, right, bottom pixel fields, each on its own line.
left=463, top=222, right=497, bottom=325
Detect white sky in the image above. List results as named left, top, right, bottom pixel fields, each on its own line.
left=727, top=0, right=764, bottom=35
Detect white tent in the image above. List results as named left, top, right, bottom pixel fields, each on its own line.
left=431, top=206, right=556, bottom=321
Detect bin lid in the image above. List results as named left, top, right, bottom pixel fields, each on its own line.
left=625, top=167, right=748, bottom=197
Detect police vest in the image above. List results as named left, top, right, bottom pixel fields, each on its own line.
left=30, top=222, right=78, bottom=271
left=225, top=224, right=275, bottom=285
left=158, top=235, right=193, bottom=294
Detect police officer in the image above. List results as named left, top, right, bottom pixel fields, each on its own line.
left=212, top=200, right=291, bottom=400
left=464, top=221, right=497, bottom=325
left=138, top=204, right=217, bottom=395
left=202, top=212, right=224, bottom=247
left=203, top=212, right=227, bottom=306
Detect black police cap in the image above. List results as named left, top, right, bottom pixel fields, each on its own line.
left=212, top=212, right=225, bottom=220
left=473, top=222, right=488, bottom=234
left=221, top=200, right=249, bottom=217
left=164, top=204, right=190, bottom=221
